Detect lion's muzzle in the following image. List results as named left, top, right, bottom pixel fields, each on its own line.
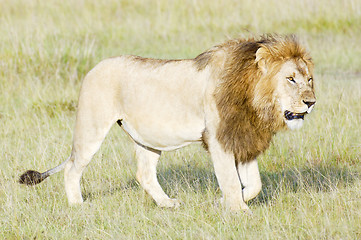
left=303, top=100, right=316, bottom=108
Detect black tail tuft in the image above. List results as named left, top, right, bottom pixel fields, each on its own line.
left=19, top=170, right=47, bottom=185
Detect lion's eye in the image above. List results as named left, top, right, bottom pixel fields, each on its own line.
left=308, top=77, right=313, bottom=83
left=287, top=77, right=296, bottom=84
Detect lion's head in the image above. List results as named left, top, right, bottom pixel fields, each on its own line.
left=213, top=35, right=316, bottom=163
left=255, top=36, right=316, bottom=130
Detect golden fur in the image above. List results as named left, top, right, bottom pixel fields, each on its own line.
left=19, top=35, right=315, bottom=212
left=209, top=35, right=314, bottom=163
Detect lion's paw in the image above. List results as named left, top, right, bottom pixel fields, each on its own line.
left=216, top=197, right=253, bottom=215
left=157, top=198, right=181, bottom=209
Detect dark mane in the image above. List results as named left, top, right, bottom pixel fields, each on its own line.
left=213, top=35, right=312, bottom=163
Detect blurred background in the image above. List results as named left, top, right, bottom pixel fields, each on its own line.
left=1, top=0, right=360, bottom=239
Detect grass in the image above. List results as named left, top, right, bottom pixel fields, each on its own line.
left=1, top=0, right=361, bottom=239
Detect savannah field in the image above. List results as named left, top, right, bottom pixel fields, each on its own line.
left=1, top=0, right=361, bottom=239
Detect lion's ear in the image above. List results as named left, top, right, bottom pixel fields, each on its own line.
left=255, top=47, right=269, bottom=74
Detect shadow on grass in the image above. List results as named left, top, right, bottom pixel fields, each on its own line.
left=83, top=163, right=360, bottom=206
left=82, top=178, right=140, bottom=202
left=82, top=164, right=217, bottom=202
left=254, top=164, right=360, bottom=206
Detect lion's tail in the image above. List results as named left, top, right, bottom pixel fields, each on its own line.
left=19, top=156, right=71, bottom=186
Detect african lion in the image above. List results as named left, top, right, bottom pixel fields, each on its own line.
left=19, top=35, right=315, bottom=212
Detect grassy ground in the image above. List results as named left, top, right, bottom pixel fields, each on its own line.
left=1, top=0, right=361, bottom=239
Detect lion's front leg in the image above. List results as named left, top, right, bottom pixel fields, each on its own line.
left=237, top=159, right=262, bottom=202
left=207, top=135, right=250, bottom=212
left=135, top=143, right=181, bottom=208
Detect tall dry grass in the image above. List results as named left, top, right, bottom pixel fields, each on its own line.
left=0, top=0, right=360, bottom=238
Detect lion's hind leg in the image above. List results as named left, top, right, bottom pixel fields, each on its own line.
left=65, top=116, right=117, bottom=204
left=64, top=79, right=120, bottom=204
left=64, top=120, right=116, bottom=204
left=135, top=143, right=181, bottom=208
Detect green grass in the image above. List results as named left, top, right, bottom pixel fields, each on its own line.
left=1, top=0, right=361, bottom=239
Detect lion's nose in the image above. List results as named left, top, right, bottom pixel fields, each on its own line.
left=303, top=100, right=316, bottom=108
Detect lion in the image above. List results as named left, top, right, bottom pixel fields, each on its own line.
left=19, top=35, right=315, bottom=212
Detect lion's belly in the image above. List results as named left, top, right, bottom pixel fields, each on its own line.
left=121, top=120, right=203, bottom=151
left=118, top=76, right=206, bottom=151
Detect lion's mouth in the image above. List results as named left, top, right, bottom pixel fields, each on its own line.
left=284, top=110, right=307, bottom=120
